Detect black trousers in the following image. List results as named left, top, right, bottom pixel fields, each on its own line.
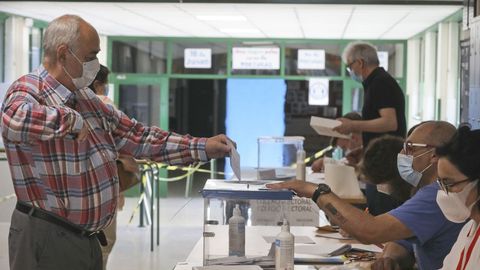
left=9, top=208, right=102, bottom=270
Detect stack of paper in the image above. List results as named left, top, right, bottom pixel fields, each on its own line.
left=310, top=116, right=351, bottom=139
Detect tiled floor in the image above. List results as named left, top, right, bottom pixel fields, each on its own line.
left=0, top=180, right=208, bottom=270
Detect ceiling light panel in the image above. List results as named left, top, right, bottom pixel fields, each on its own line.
left=297, top=6, right=353, bottom=39
left=236, top=5, right=301, bottom=38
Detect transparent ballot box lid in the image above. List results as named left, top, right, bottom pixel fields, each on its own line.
left=257, top=136, right=304, bottom=179
left=201, top=179, right=320, bottom=266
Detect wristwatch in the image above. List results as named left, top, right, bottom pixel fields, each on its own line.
left=311, top=183, right=331, bottom=203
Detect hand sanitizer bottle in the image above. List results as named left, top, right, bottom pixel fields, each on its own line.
left=332, top=146, right=344, bottom=161
left=275, top=218, right=294, bottom=270
left=229, top=204, right=245, bottom=256
left=296, top=149, right=306, bottom=181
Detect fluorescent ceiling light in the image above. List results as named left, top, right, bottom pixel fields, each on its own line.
left=220, top=28, right=261, bottom=34
left=196, top=15, right=247, bottom=21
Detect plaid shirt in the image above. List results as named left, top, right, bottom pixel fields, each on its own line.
left=1, top=66, right=208, bottom=231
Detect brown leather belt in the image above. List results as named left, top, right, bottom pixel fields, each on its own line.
left=16, top=202, right=107, bottom=246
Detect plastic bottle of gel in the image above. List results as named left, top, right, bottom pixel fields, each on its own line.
left=296, top=149, right=306, bottom=181
left=228, top=204, right=245, bottom=256
left=275, top=218, right=294, bottom=270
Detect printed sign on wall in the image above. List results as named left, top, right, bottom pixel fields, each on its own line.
left=308, top=78, right=329, bottom=106
left=184, top=48, right=212, bottom=69
left=297, top=49, right=326, bottom=70
left=232, top=47, right=280, bottom=70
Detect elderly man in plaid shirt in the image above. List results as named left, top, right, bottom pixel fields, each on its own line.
left=1, top=14, right=232, bottom=270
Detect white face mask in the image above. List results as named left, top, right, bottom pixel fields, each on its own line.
left=397, top=149, right=433, bottom=187
left=436, top=180, right=479, bottom=223
left=63, top=49, right=100, bottom=90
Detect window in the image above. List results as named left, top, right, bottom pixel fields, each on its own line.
left=375, top=43, right=405, bottom=78
left=112, top=40, right=166, bottom=74
left=171, top=41, right=227, bottom=75
left=230, top=42, right=281, bottom=76
left=284, top=44, right=342, bottom=77
left=29, top=27, right=42, bottom=72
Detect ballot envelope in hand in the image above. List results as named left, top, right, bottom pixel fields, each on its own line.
left=227, top=139, right=241, bottom=181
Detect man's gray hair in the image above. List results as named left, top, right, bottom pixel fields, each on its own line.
left=43, top=14, right=83, bottom=60
left=342, top=41, right=379, bottom=67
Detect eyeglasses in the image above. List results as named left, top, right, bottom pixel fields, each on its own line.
left=437, top=177, right=472, bottom=194
left=403, top=141, right=434, bottom=156
left=346, top=60, right=357, bottom=73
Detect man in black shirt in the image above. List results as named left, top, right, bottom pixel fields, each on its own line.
left=334, top=42, right=406, bottom=145
left=334, top=42, right=407, bottom=216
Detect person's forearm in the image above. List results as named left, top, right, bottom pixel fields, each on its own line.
left=381, top=242, right=415, bottom=269
left=351, top=117, right=397, bottom=133
left=316, top=193, right=396, bottom=244
left=2, top=94, right=83, bottom=142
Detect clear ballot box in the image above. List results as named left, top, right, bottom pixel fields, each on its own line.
left=200, top=179, right=320, bottom=267
left=257, top=136, right=304, bottom=179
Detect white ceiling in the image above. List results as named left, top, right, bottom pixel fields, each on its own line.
left=0, top=2, right=462, bottom=39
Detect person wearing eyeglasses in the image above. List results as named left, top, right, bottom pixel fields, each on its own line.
left=267, top=121, right=465, bottom=270
left=434, top=126, right=480, bottom=270
left=333, top=42, right=406, bottom=216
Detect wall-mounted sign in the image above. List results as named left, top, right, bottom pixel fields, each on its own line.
left=308, top=78, right=329, bottom=106
left=377, top=51, right=389, bottom=71
left=297, top=49, right=326, bottom=70
left=184, top=48, right=212, bottom=69
left=232, top=47, right=280, bottom=70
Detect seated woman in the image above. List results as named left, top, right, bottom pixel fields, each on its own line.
left=358, top=135, right=413, bottom=206
left=436, top=126, right=480, bottom=270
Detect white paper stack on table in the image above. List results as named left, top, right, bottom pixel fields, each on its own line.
left=310, top=116, right=351, bottom=139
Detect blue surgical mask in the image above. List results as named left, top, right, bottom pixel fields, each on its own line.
left=349, top=70, right=363, bottom=83
left=397, top=149, right=433, bottom=187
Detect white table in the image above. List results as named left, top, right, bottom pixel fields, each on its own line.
left=173, top=225, right=380, bottom=270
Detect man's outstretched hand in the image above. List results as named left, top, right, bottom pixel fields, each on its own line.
left=205, top=134, right=233, bottom=159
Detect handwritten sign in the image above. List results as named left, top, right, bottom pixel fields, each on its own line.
left=377, top=51, right=389, bottom=71
left=308, top=78, right=329, bottom=106
left=184, top=48, right=212, bottom=69
left=298, top=49, right=325, bottom=70
left=232, top=47, right=280, bottom=70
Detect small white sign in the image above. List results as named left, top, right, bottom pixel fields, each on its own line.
left=232, top=47, right=280, bottom=70
left=308, top=78, right=329, bottom=106
left=184, top=48, right=212, bottom=69
left=297, top=49, right=325, bottom=70
left=250, top=198, right=319, bottom=226
left=377, top=51, right=389, bottom=71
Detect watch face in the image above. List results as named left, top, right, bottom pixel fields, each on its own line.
left=318, top=184, right=331, bottom=194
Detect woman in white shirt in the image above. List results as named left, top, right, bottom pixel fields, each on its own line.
left=435, top=126, right=480, bottom=270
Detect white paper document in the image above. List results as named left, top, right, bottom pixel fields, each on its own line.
left=228, top=139, right=241, bottom=181
left=324, top=164, right=365, bottom=200
left=310, top=116, right=351, bottom=139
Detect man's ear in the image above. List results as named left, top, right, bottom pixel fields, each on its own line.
left=56, top=44, right=68, bottom=65
left=431, top=152, right=439, bottom=163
